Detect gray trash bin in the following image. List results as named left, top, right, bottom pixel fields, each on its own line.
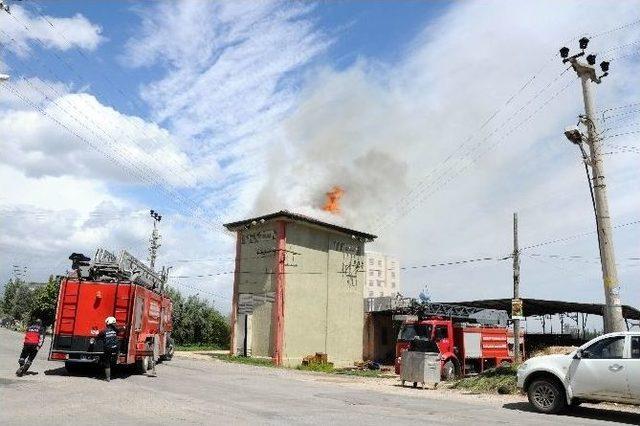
left=400, top=351, right=441, bottom=389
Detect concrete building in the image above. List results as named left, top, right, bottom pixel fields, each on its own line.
left=363, top=252, right=400, bottom=298
left=224, top=211, right=376, bottom=367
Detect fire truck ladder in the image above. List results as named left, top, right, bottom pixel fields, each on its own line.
left=409, top=302, right=491, bottom=320
left=57, top=277, right=82, bottom=350
left=367, top=295, right=507, bottom=325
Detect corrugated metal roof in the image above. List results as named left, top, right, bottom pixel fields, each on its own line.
left=444, top=298, right=640, bottom=320
left=223, top=210, right=377, bottom=240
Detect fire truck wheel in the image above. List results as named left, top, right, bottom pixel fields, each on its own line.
left=136, top=357, right=150, bottom=374
left=162, top=340, right=174, bottom=361
left=528, top=378, right=566, bottom=414
left=442, top=360, right=456, bottom=381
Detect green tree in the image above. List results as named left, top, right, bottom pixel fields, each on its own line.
left=165, top=286, right=229, bottom=348
left=31, top=276, right=60, bottom=326
left=1, top=279, right=21, bottom=314
left=9, top=283, right=34, bottom=322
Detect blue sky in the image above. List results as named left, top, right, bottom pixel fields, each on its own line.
left=0, top=1, right=639, bottom=326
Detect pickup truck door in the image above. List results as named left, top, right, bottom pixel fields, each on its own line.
left=569, top=335, right=632, bottom=403
left=627, top=336, right=640, bottom=403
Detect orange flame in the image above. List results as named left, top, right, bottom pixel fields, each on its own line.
left=322, top=186, right=344, bottom=214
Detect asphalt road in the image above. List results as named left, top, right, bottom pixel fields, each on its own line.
left=1, top=328, right=639, bottom=425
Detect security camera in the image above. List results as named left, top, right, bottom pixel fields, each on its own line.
left=564, top=126, right=583, bottom=144
left=559, top=47, right=570, bottom=58
left=586, top=54, right=597, bottom=66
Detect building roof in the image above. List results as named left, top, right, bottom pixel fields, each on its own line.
left=444, top=298, right=640, bottom=321
left=223, top=210, right=377, bottom=241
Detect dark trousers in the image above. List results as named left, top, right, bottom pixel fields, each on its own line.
left=19, top=345, right=38, bottom=366
left=101, top=349, right=115, bottom=380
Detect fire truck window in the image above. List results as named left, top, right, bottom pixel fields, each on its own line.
left=435, top=326, right=448, bottom=341
left=398, top=324, right=432, bottom=341
left=134, top=297, right=144, bottom=331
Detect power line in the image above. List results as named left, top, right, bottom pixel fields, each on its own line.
left=589, top=17, right=640, bottom=39
left=15, top=1, right=259, bottom=214
left=602, top=102, right=640, bottom=113
left=521, top=219, right=640, bottom=251
left=400, top=256, right=507, bottom=270
left=376, top=72, right=577, bottom=233
left=167, top=279, right=230, bottom=301
left=377, top=62, right=571, bottom=231
left=1, top=16, right=230, bottom=230
left=1, top=79, right=220, bottom=231
left=528, top=253, right=640, bottom=262
left=603, top=130, right=640, bottom=139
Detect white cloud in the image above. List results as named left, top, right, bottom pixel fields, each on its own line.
left=0, top=82, right=218, bottom=187
left=0, top=5, right=104, bottom=57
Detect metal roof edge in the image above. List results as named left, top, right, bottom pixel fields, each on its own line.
left=223, top=210, right=377, bottom=240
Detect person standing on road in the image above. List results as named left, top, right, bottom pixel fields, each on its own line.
left=99, top=316, right=119, bottom=382
left=17, top=318, right=45, bottom=376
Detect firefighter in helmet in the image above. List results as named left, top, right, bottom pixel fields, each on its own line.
left=99, top=316, right=119, bottom=381
left=16, top=318, right=45, bottom=376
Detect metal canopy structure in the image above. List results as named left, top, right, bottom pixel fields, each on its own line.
left=445, top=298, right=640, bottom=321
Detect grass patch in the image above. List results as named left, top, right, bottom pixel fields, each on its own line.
left=450, top=365, right=518, bottom=395
left=209, top=354, right=276, bottom=367
left=207, top=355, right=389, bottom=378
left=335, top=369, right=390, bottom=378
left=296, top=362, right=335, bottom=373
left=175, top=344, right=226, bottom=352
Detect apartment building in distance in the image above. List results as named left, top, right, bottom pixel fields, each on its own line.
left=364, top=252, right=400, bottom=298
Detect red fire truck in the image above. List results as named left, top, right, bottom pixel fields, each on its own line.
left=392, top=302, right=523, bottom=379
left=49, top=249, right=174, bottom=373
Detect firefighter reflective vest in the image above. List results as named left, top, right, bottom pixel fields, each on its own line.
left=24, top=324, right=44, bottom=346
left=103, top=327, right=118, bottom=351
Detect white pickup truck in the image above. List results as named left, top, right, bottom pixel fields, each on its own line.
left=517, top=331, right=640, bottom=413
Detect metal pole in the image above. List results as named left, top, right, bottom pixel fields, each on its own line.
left=576, top=70, right=625, bottom=333
left=150, top=220, right=157, bottom=270
left=512, top=212, right=521, bottom=363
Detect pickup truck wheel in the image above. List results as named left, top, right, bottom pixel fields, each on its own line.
left=528, top=379, right=566, bottom=414
left=442, top=360, right=456, bottom=381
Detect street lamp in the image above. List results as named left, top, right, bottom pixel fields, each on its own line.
left=563, top=126, right=584, bottom=144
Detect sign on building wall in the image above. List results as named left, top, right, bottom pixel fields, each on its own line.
left=238, top=292, right=276, bottom=315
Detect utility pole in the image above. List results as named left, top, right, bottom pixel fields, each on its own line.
left=1, top=4, right=9, bottom=82
left=512, top=213, right=522, bottom=363
left=560, top=38, right=625, bottom=333
left=149, top=209, right=162, bottom=271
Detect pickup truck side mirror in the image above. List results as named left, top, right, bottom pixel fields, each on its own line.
left=574, top=349, right=583, bottom=359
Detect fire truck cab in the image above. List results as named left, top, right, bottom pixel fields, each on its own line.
left=49, top=249, right=174, bottom=374
left=395, top=317, right=521, bottom=380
